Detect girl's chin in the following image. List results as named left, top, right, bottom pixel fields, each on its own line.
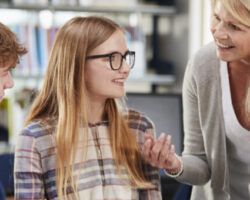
left=111, top=92, right=126, bottom=99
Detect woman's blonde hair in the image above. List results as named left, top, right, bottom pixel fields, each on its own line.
left=25, top=16, right=152, bottom=199
left=211, top=0, right=250, bottom=27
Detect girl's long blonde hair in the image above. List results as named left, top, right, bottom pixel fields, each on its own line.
left=25, top=16, right=152, bottom=199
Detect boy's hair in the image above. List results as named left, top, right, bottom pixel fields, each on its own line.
left=0, top=22, right=27, bottom=66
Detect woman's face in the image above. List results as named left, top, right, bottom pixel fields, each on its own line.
left=210, top=1, right=250, bottom=64
left=0, top=62, right=14, bottom=102
left=85, top=30, right=131, bottom=102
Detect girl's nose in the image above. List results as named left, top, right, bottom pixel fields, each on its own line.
left=119, top=60, right=131, bottom=73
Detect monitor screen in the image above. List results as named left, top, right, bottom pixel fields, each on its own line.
left=126, top=93, right=183, bottom=155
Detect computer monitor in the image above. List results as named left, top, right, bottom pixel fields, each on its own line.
left=126, top=93, right=183, bottom=155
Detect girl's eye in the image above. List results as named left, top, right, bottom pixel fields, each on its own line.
left=110, top=55, right=116, bottom=61
left=104, top=57, right=110, bottom=62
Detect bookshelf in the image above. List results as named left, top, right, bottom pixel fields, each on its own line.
left=1, top=2, right=177, bottom=88
left=2, top=4, right=176, bottom=15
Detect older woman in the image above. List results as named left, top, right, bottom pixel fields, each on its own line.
left=142, top=0, right=250, bottom=199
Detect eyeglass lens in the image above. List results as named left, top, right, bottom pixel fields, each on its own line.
left=111, top=52, right=134, bottom=70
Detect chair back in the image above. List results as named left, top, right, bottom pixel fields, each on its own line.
left=0, top=153, right=14, bottom=196
left=0, top=181, right=6, bottom=200
left=172, top=183, right=192, bottom=200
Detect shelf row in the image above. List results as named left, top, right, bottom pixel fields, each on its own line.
left=0, top=3, right=176, bottom=15
left=14, top=74, right=175, bottom=84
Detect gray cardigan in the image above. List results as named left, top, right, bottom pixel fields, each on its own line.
left=176, top=42, right=230, bottom=200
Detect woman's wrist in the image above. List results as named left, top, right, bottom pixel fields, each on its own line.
left=164, top=155, right=183, bottom=178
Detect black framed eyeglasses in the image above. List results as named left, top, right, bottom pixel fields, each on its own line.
left=86, top=50, right=135, bottom=70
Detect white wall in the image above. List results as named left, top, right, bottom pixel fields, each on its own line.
left=188, top=0, right=213, bottom=58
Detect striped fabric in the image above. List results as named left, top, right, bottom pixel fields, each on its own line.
left=14, top=109, right=162, bottom=200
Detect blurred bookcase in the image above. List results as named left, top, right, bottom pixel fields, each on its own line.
left=1, top=0, right=177, bottom=85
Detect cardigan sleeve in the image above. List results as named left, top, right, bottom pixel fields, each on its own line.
left=176, top=52, right=211, bottom=185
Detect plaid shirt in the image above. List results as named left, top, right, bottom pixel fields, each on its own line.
left=14, top=109, right=162, bottom=200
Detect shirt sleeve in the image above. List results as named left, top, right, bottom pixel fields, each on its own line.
left=126, top=109, right=162, bottom=199
left=14, top=127, right=45, bottom=199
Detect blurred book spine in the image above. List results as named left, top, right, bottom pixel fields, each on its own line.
left=11, top=25, right=58, bottom=77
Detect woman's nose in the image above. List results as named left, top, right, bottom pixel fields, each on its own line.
left=213, top=22, right=228, bottom=40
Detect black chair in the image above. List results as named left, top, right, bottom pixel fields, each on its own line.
left=0, top=125, right=9, bottom=142
left=0, top=153, right=14, bottom=196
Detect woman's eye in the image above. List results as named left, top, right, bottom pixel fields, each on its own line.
left=229, top=23, right=241, bottom=31
left=211, top=15, right=220, bottom=26
left=213, top=14, right=220, bottom=22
